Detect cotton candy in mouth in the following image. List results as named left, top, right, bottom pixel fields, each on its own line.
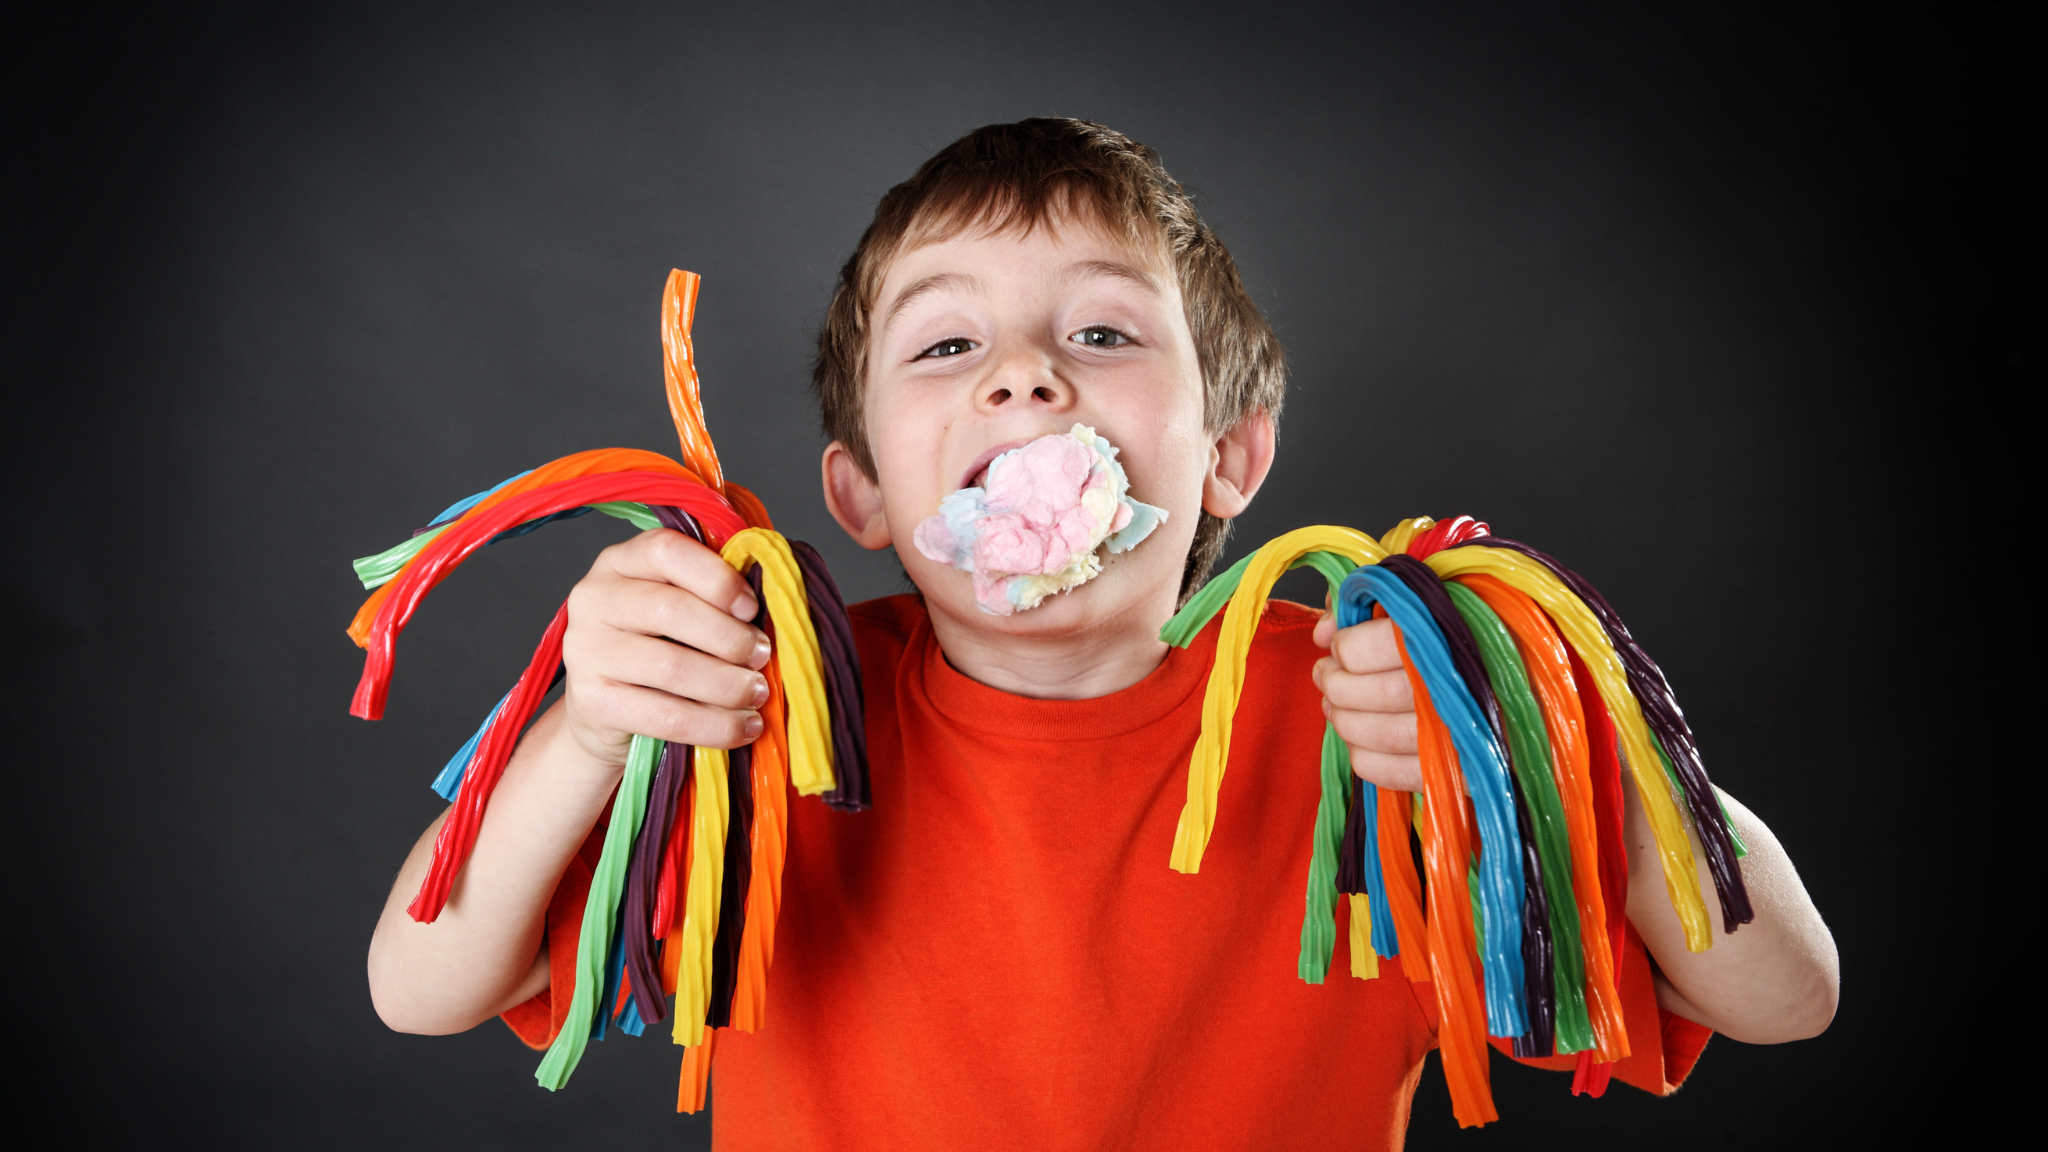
left=911, top=424, right=1168, bottom=616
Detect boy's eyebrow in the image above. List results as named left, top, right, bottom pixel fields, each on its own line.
left=1061, top=259, right=1165, bottom=298
left=880, top=272, right=987, bottom=335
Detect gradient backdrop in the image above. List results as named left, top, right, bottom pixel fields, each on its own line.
left=14, top=2, right=2020, bottom=1147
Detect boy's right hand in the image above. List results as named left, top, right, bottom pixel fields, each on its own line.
left=559, top=528, right=773, bottom=769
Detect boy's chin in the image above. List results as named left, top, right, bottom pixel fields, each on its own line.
left=912, top=556, right=1172, bottom=639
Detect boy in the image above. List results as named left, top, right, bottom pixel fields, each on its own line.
left=368, top=118, right=1837, bottom=1149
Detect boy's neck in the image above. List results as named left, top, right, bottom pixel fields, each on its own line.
left=922, top=595, right=1173, bottom=701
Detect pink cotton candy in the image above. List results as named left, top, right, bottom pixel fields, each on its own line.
left=972, top=436, right=1105, bottom=576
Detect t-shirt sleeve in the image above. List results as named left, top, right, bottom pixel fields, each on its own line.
left=1491, top=922, right=1713, bottom=1095
left=499, top=824, right=606, bottom=1050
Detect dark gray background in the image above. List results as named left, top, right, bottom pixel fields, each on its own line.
left=12, top=1, right=2022, bottom=1147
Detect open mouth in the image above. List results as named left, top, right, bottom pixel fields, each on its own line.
left=959, top=439, right=1031, bottom=491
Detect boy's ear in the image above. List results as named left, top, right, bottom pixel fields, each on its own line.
left=822, top=441, right=893, bottom=550
left=1201, top=408, right=1277, bottom=520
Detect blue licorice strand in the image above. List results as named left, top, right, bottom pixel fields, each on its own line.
left=616, top=989, right=647, bottom=1037
left=1379, top=555, right=1537, bottom=1042
left=1359, top=778, right=1400, bottom=956
left=430, top=662, right=565, bottom=800
left=534, top=733, right=662, bottom=1090
left=1338, top=566, right=1528, bottom=1038
left=422, top=469, right=534, bottom=533
left=432, top=691, right=510, bottom=801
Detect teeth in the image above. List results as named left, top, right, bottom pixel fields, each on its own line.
left=911, top=424, right=1168, bottom=615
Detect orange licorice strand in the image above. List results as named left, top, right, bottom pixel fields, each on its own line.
left=728, top=651, right=790, bottom=1033
left=1396, top=625, right=1494, bottom=1126
left=346, top=448, right=705, bottom=647
left=1375, top=786, right=1432, bottom=983
left=1458, top=573, right=1628, bottom=1060
left=661, top=269, right=726, bottom=495
left=725, top=481, right=775, bottom=531
left=677, top=1028, right=717, bottom=1113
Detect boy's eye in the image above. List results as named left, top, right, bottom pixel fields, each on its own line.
left=1072, top=326, right=1131, bottom=349
left=916, top=337, right=977, bottom=359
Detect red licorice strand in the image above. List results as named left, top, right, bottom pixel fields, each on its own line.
left=353, top=472, right=745, bottom=720
left=345, top=449, right=705, bottom=648
left=1570, top=642, right=1632, bottom=1084
left=1405, top=515, right=1491, bottom=560
left=407, top=602, right=570, bottom=922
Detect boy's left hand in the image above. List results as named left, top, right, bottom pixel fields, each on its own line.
left=1311, top=612, right=1422, bottom=791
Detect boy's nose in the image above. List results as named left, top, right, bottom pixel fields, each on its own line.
left=977, top=349, right=1074, bottom=413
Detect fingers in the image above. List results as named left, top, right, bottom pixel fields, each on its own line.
left=1329, top=615, right=1403, bottom=675
left=559, top=527, right=777, bottom=756
left=1312, top=656, right=1414, bottom=715
left=1347, top=748, right=1424, bottom=793
left=573, top=570, right=769, bottom=670
left=565, top=679, right=765, bottom=751
left=575, top=629, right=770, bottom=713
left=602, top=528, right=759, bottom=622
left=1322, top=691, right=1418, bottom=755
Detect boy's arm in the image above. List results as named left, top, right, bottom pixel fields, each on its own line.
left=1314, top=614, right=1838, bottom=1045
left=1621, top=784, right=1838, bottom=1043
left=367, top=529, right=772, bottom=1035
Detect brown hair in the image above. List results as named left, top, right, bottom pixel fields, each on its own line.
left=812, top=117, right=1286, bottom=600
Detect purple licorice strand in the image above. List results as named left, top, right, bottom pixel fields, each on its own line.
left=706, top=740, right=756, bottom=1028
left=624, top=739, right=691, bottom=1025
left=705, top=565, right=768, bottom=1028
left=704, top=738, right=757, bottom=1027
left=1381, top=554, right=1553, bottom=1046
left=1454, top=536, right=1753, bottom=930
left=1335, top=781, right=1367, bottom=896
left=1507, top=767, right=1556, bottom=1058
left=788, top=540, right=870, bottom=812
left=649, top=504, right=706, bottom=543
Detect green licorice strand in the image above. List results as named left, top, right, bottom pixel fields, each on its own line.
left=353, top=525, right=446, bottom=588
left=589, top=501, right=662, bottom=531
left=1296, top=551, right=1357, bottom=596
left=1161, top=550, right=1358, bottom=648
left=351, top=503, right=660, bottom=590
left=1161, top=552, right=1257, bottom=647
left=535, top=733, right=663, bottom=1090
left=1298, top=722, right=1352, bottom=983
left=1444, top=582, right=1594, bottom=1056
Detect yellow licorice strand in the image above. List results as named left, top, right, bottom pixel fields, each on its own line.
left=1348, top=894, right=1380, bottom=979
left=1170, top=525, right=1386, bottom=873
left=719, top=528, right=835, bottom=797
left=1378, top=516, right=1435, bottom=556
left=1425, top=545, right=1713, bottom=951
left=672, top=745, right=730, bottom=1048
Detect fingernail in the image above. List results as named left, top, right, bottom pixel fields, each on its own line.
left=732, top=593, right=759, bottom=621
left=743, top=713, right=765, bottom=739
left=748, top=636, right=772, bottom=670
left=749, top=676, right=770, bottom=708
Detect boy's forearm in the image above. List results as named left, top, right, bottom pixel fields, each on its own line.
left=367, top=700, right=620, bottom=1035
left=1621, top=784, right=1838, bottom=1044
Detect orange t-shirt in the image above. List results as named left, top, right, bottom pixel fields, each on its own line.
left=508, top=594, right=1708, bottom=1149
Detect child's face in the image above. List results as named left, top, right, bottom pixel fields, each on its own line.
left=857, top=216, right=1213, bottom=638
